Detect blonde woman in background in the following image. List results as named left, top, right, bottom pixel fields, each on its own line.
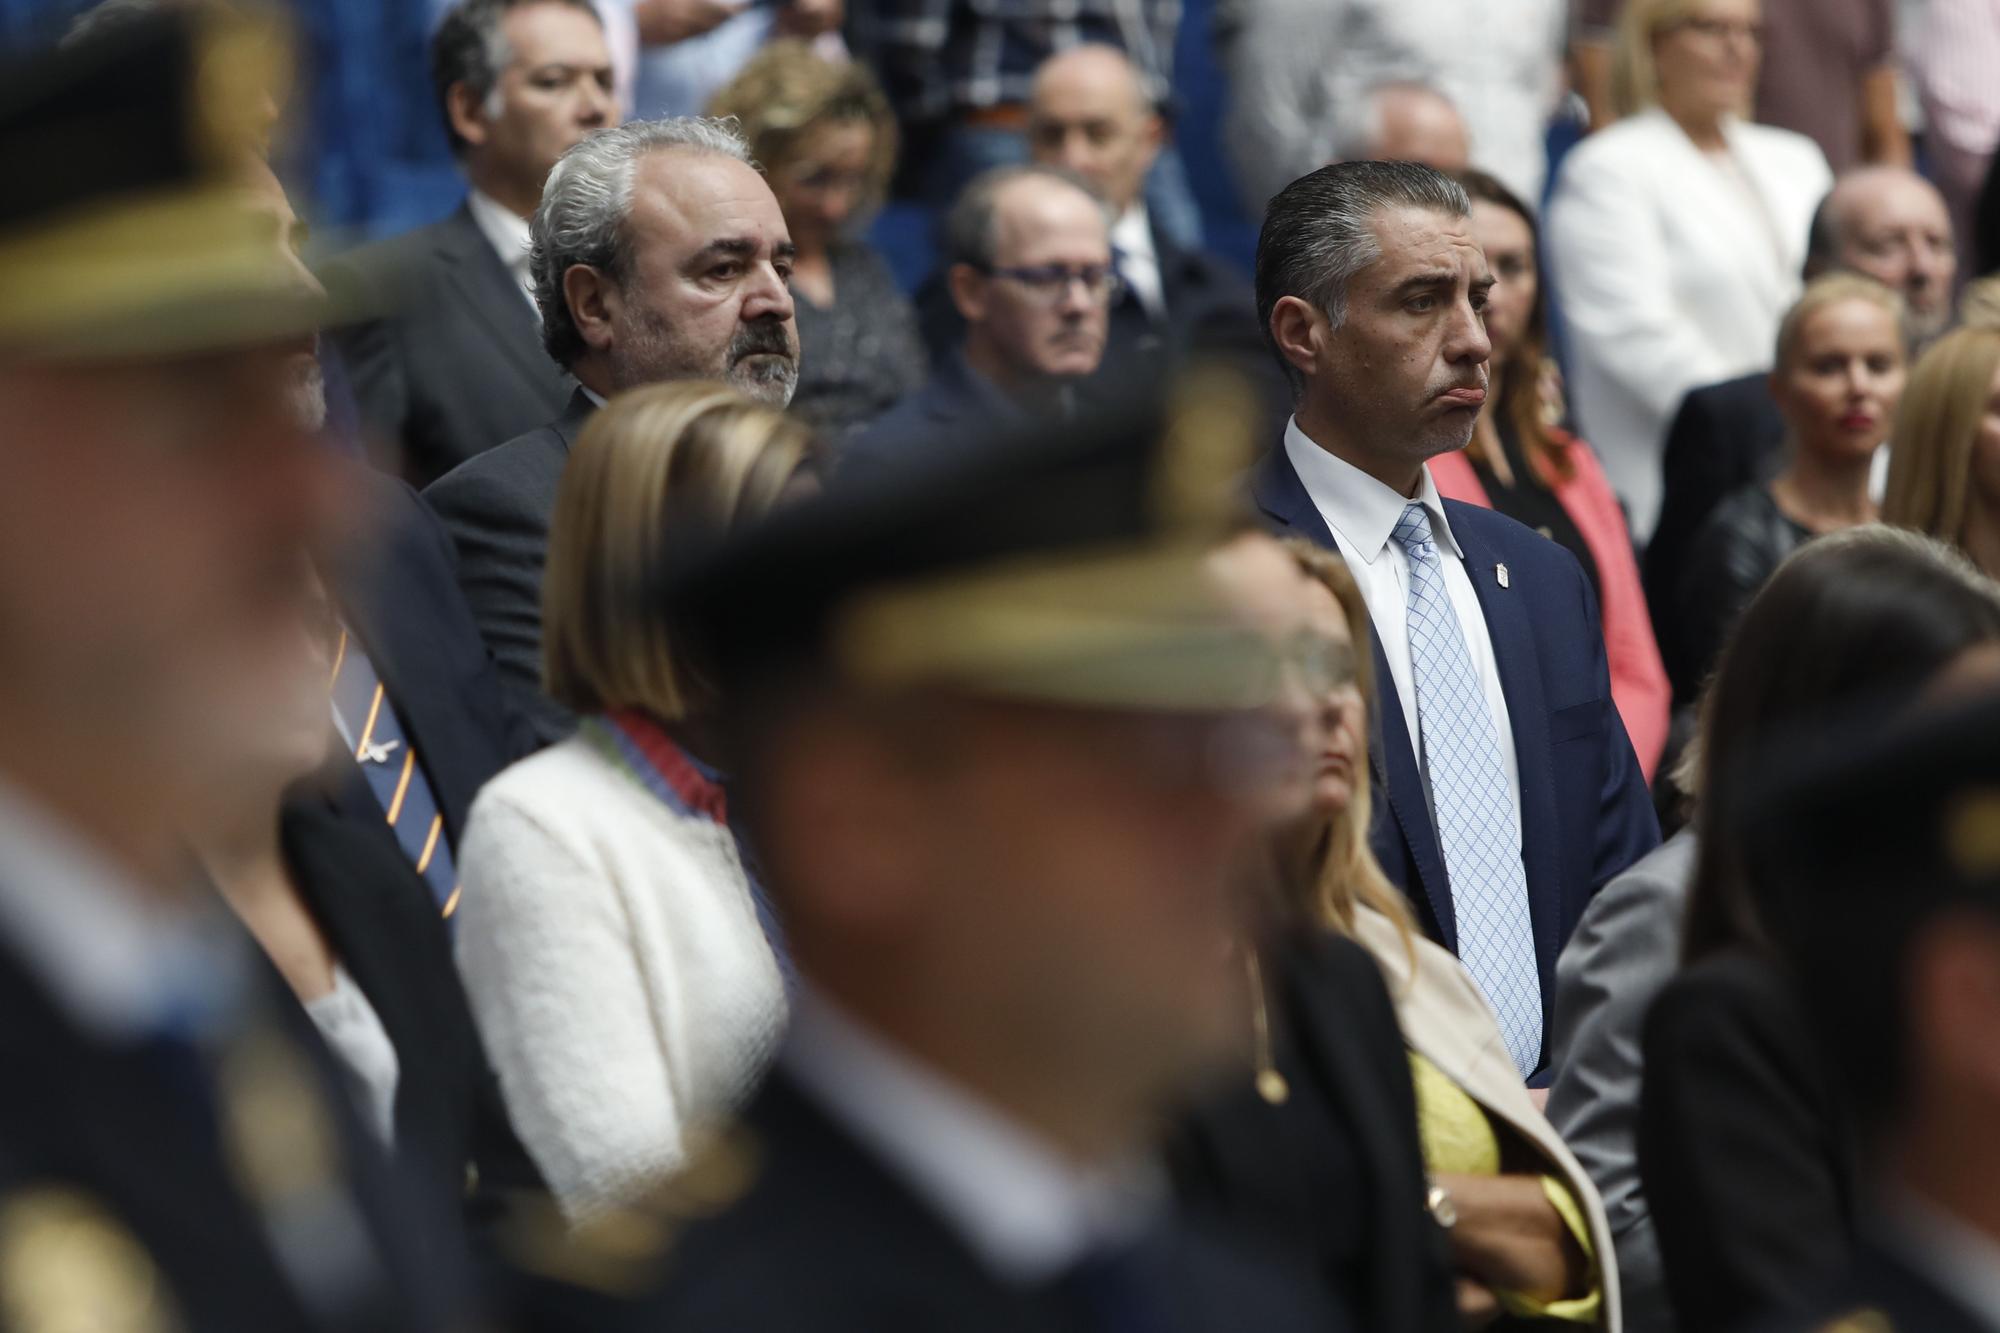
left=1883, top=326, right=2000, bottom=577
left=455, top=383, right=820, bottom=1224
left=708, top=42, right=924, bottom=438
left=1673, top=273, right=1907, bottom=689
left=1546, top=0, right=1831, bottom=539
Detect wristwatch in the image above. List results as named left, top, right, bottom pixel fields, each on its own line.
left=1425, top=1181, right=1458, bottom=1230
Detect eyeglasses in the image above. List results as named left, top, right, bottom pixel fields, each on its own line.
left=981, top=263, right=1124, bottom=303
left=1669, top=16, right=1765, bottom=42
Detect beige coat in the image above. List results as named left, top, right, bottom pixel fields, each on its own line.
left=1355, top=906, right=1624, bottom=1331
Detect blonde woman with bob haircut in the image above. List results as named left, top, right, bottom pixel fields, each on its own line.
left=1175, top=536, right=1619, bottom=1329
left=1882, top=327, right=2000, bottom=578
left=1546, top=0, right=1831, bottom=540
left=456, top=382, right=820, bottom=1224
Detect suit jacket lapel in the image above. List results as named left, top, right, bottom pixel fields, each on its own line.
left=435, top=205, right=560, bottom=390
left=1448, top=510, right=1562, bottom=989
left=1252, top=450, right=1455, bottom=944
left=549, top=388, right=597, bottom=453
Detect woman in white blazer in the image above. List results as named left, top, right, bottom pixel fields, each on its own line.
left=454, top=383, right=820, bottom=1224
left=1547, top=0, right=1831, bottom=540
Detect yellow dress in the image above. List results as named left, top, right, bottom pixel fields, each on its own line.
left=1408, top=1051, right=1603, bottom=1324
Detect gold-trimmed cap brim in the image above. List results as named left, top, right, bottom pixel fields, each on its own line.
left=0, top=185, right=329, bottom=360
left=832, top=542, right=1283, bottom=713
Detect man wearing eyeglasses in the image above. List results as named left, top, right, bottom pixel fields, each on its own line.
left=843, top=165, right=1114, bottom=475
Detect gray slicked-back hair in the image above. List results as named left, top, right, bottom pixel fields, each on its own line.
left=531, top=116, right=754, bottom=370
left=1254, top=160, right=1470, bottom=396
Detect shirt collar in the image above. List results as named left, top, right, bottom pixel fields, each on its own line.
left=0, top=778, right=248, bottom=1041
left=1282, top=415, right=1464, bottom=564
left=1109, top=204, right=1155, bottom=264
left=1877, top=1184, right=2000, bottom=1329
left=465, top=188, right=533, bottom=276
left=782, top=987, right=1163, bottom=1284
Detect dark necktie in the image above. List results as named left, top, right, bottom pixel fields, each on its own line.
left=328, top=624, right=461, bottom=921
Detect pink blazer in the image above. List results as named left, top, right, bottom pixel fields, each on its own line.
left=1430, top=434, right=1670, bottom=782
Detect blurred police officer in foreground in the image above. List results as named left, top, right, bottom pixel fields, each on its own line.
left=645, top=377, right=1348, bottom=1330
left=1746, top=686, right=2000, bottom=1333
left=0, top=12, right=474, bottom=1331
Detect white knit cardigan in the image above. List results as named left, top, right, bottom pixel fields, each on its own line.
left=454, top=732, right=786, bottom=1223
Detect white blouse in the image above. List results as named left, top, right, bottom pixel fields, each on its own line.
left=304, top=964, right=401, bottom=1148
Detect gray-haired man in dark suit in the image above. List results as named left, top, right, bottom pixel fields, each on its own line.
left=423, top=115, right=798, bottom=746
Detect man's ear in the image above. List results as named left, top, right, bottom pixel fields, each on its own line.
left=445, top=80, right=493, bottom=152
left=562, top=264, right=620, bottom=354
left=948, top=263, right=990, bottom=324
left=1270, top=295, right=1325, bottom=383
left=1137, top=112, right=1165, bottom=173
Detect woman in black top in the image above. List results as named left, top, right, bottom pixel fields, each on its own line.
left=1640, top=527, right=2000, bottom=1332
left=1675, top=274, right=1907, bottom=691
left=708, top=43, right=924, bottom=438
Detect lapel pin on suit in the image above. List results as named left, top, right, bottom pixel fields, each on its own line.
left=1496, top=563, right=1511, bottom=589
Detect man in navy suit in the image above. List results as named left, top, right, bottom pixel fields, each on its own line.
left=1249, top=161, right=1658, bottom=1077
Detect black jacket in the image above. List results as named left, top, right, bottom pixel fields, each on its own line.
left=1766, top=1237, right=1999, bottom=1333
left=1169, top=931, right=1461, bottom=1333
left=422, top=389, right=598, bottom=749
left=0, top=928, right=469, bottom=1333
left=280, top=798, right=539, bottom=1216
left=323, top=204, right=574, bottom=488
left=1640, top=948, right=1859, bottom=1332
left=1671, top=484, right=1811, bottom=696
left=648, top=1069, right=1347, bottom=1332
left=326, top=461, right=537, bottom=843
left=1644, top=372, right=1786, bottom=697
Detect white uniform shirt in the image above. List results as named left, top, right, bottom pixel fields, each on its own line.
left=465, top=187, right=536, bottom=312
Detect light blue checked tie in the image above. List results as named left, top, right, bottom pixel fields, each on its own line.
left=1391, top=502, right=1543, bottom=1075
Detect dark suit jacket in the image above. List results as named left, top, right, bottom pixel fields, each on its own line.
left=422, top=389, right=597, bottom=749
left=838, top=353, right=1033, bottom=476
left=1767, top=1238, right=1997, bottom=1333
left=323, top=204, right=574, bottom=488
left=647, top=1069, right=1347, bottom=1331
left=1639, top=948, right=1859, bottom=1333
left=1253, top=449, right=1661, bottom=1060
left=1170, top=931, right=1460, bottom=1333
left=326, top=462, right=536, bottom=843
left=1644, top=372, right=1785, bottom=700
left=280, top=798, right=539, bottom=1217
left=0, top=927, right=467, bottom=1333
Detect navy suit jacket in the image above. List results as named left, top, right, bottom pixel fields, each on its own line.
left=1253, top=448, right=1660, bottom=1048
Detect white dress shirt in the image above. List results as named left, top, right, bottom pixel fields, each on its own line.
left=783, top=987, right=1163, bottom=1284
left=1879, top=1185, right=2000, bottom=1330
left=464, top=187, right=537, bottom=312
left=1283, top=417, right=1523, bottom=818
left=1110, top=204, right=1166, bottom=323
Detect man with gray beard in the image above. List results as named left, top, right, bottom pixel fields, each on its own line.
left=425, top=116, right=799, bottom=745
